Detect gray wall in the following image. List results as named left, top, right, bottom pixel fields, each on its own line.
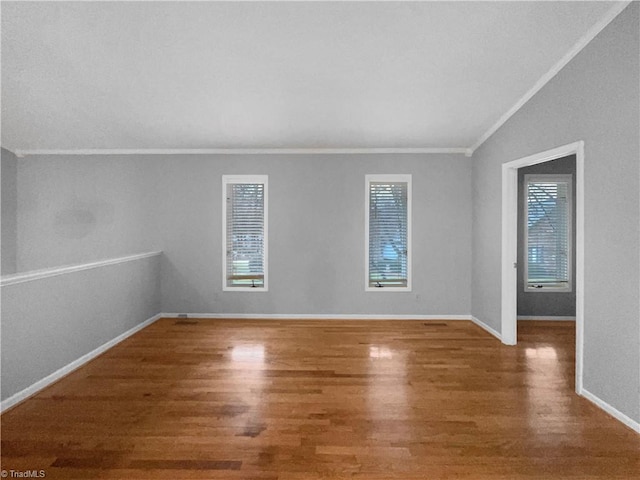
left=1, top=151, right=472, bottom=405
left=14, top=155, right=161, bottom=272
left=1, top=148, right=18, bottom=274
left=1, top=154, right=164, bottom=404
left=517, top=155, right=576, bottom=317
left=471, top=3, right=639, bottom=422
left=154, top=153, right=473, bottom=316
left=1, top=254, right=161, bottom=402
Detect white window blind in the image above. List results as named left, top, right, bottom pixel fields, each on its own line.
left=223, top=176, right=268, bottom=290
left=524, top=175, right=571, bottom=291
left=366, top=175, right=411, bottom=290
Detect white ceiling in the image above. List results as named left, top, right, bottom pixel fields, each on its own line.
left=0, top=1, right=627, bottom=155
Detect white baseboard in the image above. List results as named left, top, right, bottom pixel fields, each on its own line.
left=518, top=315, right=576, bottom=321
left=470, top=316, right=502, bottom=341
left=0, top=313, right=162, bottom=413
left=162, top=313, right=473, bottom=321
left=580, top=388, right=640, bottom=433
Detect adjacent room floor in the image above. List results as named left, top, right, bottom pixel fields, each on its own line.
left=1, top=319, right=638, bottom=479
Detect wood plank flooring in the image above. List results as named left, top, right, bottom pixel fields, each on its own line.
left=2, top=319, right=639, bottom=479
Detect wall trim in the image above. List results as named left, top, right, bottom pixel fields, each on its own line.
left=580, top=388, right=640, bottom=434
left=11, top=147, right=471, bottom=158
left=470, top=316, right=502, bottom=341
left=0, top=313, right=162, bottom=413
left=517, top=315, right=576, bottom=321
left=162, top=313, right=473, bottom=321
left=468, top=1, right=632, bottom=154
left=0, top=251, right=162, bottom=287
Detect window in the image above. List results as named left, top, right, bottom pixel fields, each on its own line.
left=524, top=174, right=572, bottom=292
left=365, top=174, right=411, bottom=291
left=222, top=175, right=268, bottom=291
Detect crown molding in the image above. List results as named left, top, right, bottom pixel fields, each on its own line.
left=468, top=0, right=632, bottom=155
left=10, top=147, right=470, bottom=157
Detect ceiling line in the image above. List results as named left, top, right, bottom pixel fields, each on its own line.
left=11, top=147, right=473, bottom=158
left=467, top=0, right=631, bottom=155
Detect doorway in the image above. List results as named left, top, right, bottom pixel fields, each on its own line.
left=501, top=141, right=584, bottom=394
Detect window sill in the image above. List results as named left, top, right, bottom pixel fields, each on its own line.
left=366, top=286, right=412, bottom=292
left=223, top=287, right=269, bottom=292
left=525, top=286, right=572, bottom=293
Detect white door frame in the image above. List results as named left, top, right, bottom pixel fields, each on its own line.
left=501, top=141, right=584, bottom=394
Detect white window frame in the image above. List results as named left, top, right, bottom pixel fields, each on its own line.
left=523, top=174, right=572, bottom=293
left=222, top=175, right=268, bottom=292
left=365, top=174, right=412, bottom=292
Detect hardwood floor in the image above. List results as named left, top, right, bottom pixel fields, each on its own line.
left=2, top=319, right=639, bottom=479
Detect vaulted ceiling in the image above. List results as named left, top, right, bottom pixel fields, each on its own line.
left=1, top=1, right=628, bottom=155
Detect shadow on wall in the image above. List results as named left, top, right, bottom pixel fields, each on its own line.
left=1, top=148, right=18, bottom=275
left=160, top=254, right=213, bottom=314
left=53, top=198, right=116, bottom=240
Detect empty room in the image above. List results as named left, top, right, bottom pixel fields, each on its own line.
left=1, top=1, right=639, bottom=479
